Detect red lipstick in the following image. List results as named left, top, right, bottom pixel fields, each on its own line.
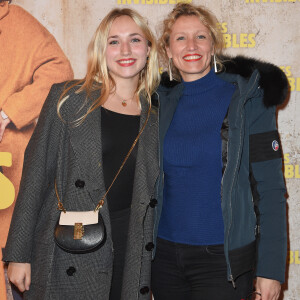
left=182, top=54, right=202, bottom=62
left=117, top=59, right=136, bottom=67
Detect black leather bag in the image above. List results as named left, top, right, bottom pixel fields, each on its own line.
left=54, top=210, right=106, bottom=254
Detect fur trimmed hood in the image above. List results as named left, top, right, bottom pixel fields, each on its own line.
left=160, top=56, right=288, bottom=108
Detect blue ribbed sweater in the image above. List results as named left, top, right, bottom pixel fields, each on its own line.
left=158, top=69, right=236, bottom=245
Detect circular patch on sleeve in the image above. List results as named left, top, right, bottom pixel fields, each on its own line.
left=272, top=140, right=279, bottom=151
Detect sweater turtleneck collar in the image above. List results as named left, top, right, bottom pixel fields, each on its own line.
left=182, top=68, right=220, bottom=95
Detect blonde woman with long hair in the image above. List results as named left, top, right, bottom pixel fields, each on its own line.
left=3, top=8, right=160, bottom=300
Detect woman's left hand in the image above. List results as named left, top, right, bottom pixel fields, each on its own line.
left=255, top=277, right=281, bottom=300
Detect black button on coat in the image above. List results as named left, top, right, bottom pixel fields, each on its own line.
left=66, top=266, right=76, bottom=276
left=75, top=179, right=85, bottom=188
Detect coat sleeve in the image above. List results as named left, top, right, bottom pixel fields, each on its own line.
left=2, top=30, right=73, bottom=130
left=248, top=96, right=287, bottom=283
left=2, top=83, right=65, bottom=263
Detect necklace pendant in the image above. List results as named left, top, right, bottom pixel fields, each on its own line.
left=122, top=100, right=127, bottom=107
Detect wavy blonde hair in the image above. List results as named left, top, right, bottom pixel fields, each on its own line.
left=159, top=3, right=224, bottom=81
left=58, top=8, right=160, bottom=124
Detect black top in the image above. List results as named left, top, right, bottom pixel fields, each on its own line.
left=101, top=107, right=140, bottom=212
left=101, top=107, right=140, bottom=300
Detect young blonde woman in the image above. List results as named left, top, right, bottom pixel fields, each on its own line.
left=152, top=3, right=287, bottom=300
left=3, top=8, right=160, bottom=300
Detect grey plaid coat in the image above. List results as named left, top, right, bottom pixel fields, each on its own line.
left=3, top=82, right=159, bottom=300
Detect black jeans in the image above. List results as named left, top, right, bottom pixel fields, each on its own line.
left=151, top=238, right=254, bottom=300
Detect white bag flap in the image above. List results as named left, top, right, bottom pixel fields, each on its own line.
left=59, top=211, right=99, bottom=225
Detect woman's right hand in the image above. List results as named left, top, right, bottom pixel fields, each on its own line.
left=7, top=262, right=31, bottom=292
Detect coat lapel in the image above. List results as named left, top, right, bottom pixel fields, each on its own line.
left=133, top=96, right=160, bottom=206
left=159, top=83, right=183, bottom=144
left=68, top=91, right=106, bottom=207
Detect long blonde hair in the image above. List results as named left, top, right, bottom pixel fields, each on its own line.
left=58, top=8, right=160, bottom=123
left=159, top=3, right=224, bottom=81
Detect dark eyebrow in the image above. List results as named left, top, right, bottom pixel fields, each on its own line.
left=107, top=33, right=143, bottom=39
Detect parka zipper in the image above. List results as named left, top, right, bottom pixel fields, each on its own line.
left=221, top=73, right=260, bottom=287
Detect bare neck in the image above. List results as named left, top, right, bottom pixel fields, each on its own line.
left=103, top=75, right=141, bottom=116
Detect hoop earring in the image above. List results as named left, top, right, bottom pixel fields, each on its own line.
left=213, top=54, right=218, bottom=73
left=168, top=58, right=173, bottom=81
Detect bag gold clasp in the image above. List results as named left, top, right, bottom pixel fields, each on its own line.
left=74, top=223, right=84, bottom=240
